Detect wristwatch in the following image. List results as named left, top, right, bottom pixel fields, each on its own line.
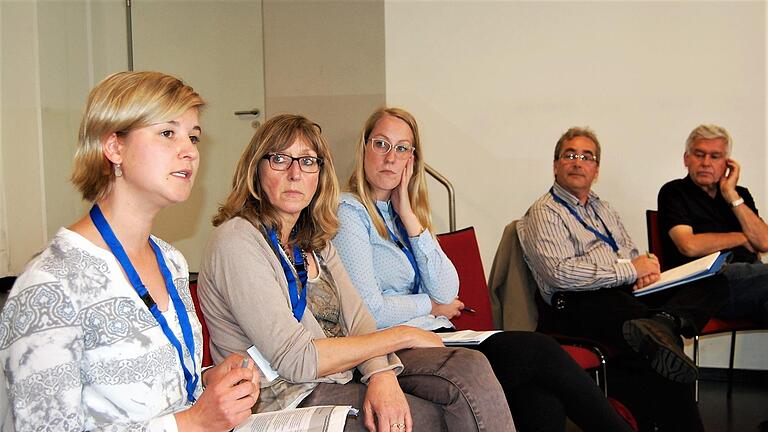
left=731, top=197, right=745, bottom=208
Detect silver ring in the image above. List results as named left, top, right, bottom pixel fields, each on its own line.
left=390, top=423, right=405, bottom=431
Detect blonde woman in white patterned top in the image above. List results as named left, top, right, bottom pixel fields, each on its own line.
left=0, top=71, right=259, bottom=432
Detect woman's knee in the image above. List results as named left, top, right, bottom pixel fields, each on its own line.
left=433, top=348, right=505, bottom=404
left=440, top=347, right=496, bottom=380
left=397, top=347, right=498, bottom=404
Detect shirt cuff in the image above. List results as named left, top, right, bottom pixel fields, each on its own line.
left=200, top=365, right=214, bottom=389
left=148, top=413, right=179, bottom=432
left=614, top=261, right=637, bottom=286
left=413, top=293, right=433, bottom=315
left=359, top=354, right=404, bottom=384
left=408, top=229, right=438, bottom=255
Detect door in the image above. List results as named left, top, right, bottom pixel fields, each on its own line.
left=132, top=0, right=265, bottom=270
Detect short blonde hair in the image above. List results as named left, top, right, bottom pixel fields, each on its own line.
left=213, top=114, right=340, bottom=252
left=685, top=124, right=732, bottom=156
left=72, top=71, right=205, bottom=202
left=347, top=107, right=433, bottom=239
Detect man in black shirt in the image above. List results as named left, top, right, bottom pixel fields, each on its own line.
left=658, top=124, right=768, bottom=324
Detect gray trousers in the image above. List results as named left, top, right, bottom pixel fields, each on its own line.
left=298, top=347, right=515, bottom=432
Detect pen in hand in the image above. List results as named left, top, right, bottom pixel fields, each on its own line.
left=237, top=357, right=250, bottom=386
left=461, top=307, right=476, bottom=314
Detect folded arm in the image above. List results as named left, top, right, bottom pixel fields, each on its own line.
left=334, top=203, right=440, bottom=328
left=520, top=206, right=637, bottom=291
left=316, top=242, right=442, bottom=379
left=668, top=224, right=752, bottom=257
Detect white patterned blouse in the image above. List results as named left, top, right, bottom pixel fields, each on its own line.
left=0, top=228, right=202, bottom=432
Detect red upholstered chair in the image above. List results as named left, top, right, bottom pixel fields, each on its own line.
left=436, top=227, right=495, bottom=331
left=438, top=226, right=610, bottom=394
left=646, top=210, right=765, bottom=398
left=188, top=273, right=213, bottom=368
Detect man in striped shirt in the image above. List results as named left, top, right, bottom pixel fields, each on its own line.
left=518, top=127, right=728, bottom=431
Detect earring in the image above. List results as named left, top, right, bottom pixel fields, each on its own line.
left=114, top=163, right=123, bottom=177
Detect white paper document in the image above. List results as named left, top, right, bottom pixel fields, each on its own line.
left=234, top=405, right=358, bottom=432
left=247, top=345, right=280, bottom=383
left=633, top=251, right=728, bottom=297
left=439, top=330, right=502, bottom=345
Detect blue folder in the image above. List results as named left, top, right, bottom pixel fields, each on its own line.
left=634, top=252, right=731, bottom=297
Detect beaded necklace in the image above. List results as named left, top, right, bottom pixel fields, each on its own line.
left=277, top=236, right=309, bottom=268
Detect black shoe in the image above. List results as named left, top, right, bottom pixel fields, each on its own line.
left=622, top=318, right=698, bottom=384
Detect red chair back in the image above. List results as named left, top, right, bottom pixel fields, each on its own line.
left=437, top=227, right=495, bottom=330
left=645, top=210, right=669, bottom=270
left=701, top=317, right=759, bottom=335
left=189, top=274, right=213, bottom=367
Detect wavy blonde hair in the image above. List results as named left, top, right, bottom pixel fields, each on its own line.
left=347, top=107, right=432, bottom=239
left=72, top=71, right=204, bottom=202
left=213, top=114, right=339, bottom=252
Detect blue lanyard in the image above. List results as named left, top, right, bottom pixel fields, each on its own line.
left=267, top=229, right=307, bottom=322
left=549, top=188, right=619, bottom=253
left=375, top=205, right=421, bottom=294
left=89, top=205, right=198, bottom=402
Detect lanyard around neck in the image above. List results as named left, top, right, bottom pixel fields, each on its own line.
left=549, top=188, right=619, bottom=253
left=375, top=204, right=421, bottom=294
left=89, top=204, right=198, bottom=403
left=267, top=229, right=307, bottom=322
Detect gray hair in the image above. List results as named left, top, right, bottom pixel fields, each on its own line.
left=554, top=127, right=601, bottom=164
left=685, top=124, right=732, bottom=156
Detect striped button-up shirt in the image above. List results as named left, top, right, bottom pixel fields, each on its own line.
left=517, top=182, right=639, bottom=304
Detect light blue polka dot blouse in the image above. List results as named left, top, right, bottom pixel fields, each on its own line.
left=333, top=193, right=459, bottom=330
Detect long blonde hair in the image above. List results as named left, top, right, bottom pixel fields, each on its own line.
left=213, top=114, right=339, bottom=252
left=347, top=107, right=432, bottom=239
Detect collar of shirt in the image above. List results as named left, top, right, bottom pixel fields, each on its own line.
left=683, top=174, right=725, bottom=202
left=551, top=181, right=600, bottom=208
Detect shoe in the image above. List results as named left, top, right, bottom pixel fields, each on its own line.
left=623, top=318, right=698, bottom=384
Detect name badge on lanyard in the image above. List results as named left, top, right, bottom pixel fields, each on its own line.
left=549, top=188, right=619, bottom=253
left=267, top=229, right=308, bottom=322
left=375, top=205, right=421, bottom=294
left=89, top=205, right=198, bottom=403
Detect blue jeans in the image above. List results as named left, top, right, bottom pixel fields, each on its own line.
left=718, top=262, right=768, bottom=323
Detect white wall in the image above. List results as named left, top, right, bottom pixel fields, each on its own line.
left=0, top=0, right=126, bottom=275
left=1, top=1, right=51, bottom=275
left=385, top=0, right=767, bottom=369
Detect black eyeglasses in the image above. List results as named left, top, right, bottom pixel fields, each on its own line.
left=262, top=153, right=324, bottom=173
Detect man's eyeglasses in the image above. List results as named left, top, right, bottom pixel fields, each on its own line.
left=689, top=150, right=724, bottom=161
left=262, top=153, right=324, bottom=173
left=368, top=138, right=415, bottom=159
left=558, top=152, right=599, bottom=164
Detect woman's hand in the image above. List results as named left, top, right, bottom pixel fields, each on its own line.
left=430, top=298, right=464, bottom=319
left=176, top=354, right=260, bottom=432
left=391, top=157, right=422, bottom=237
left=393, top=326, right=444, bottom=349
left=363, top=371, right=412, bottom=432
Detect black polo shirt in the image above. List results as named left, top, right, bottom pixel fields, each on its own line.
left=657, top=175, right=759, bottom=268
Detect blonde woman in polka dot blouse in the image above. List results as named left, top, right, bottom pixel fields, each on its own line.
left=333, top=107, right=635, bottom=432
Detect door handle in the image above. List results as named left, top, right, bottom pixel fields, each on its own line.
left=234, top=109, right=261, bottom=117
